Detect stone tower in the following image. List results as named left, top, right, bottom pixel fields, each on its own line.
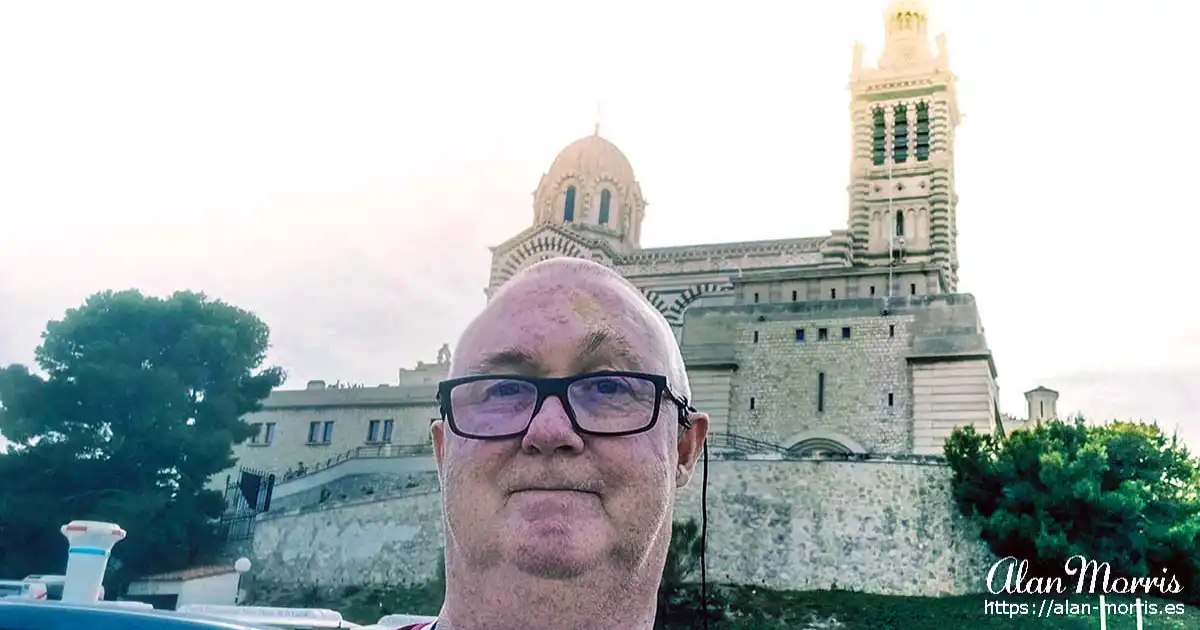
left=1024, top=386, right=1059, bottom=423
left=847, top=0, right=962, bottom=293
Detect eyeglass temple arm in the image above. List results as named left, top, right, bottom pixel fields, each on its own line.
left=675, top=393, right=697, bottom=429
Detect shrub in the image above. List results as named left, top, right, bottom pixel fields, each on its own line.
left=945, top=416, right=1200, bottom=604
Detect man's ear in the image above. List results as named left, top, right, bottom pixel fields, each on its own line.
left=675, top=412, right=709, bottom=488
left=431, top=419, right=447, bottom=477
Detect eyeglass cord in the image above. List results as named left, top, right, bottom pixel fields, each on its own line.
left=700, top=438, right=709, bottom=630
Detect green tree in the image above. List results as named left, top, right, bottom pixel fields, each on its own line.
left=656, top=518, right=724, bottom=628
left=0, top=289, right=284, bottom=590
left=945, top=416, right=1200, bottom=604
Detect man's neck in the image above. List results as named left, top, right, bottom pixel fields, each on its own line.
left=436, top=566, right=658, bottom=630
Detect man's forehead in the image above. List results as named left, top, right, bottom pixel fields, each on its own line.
left=462, top=328, right=646, bottom=376
left=454, top=272, right=661, bottom=376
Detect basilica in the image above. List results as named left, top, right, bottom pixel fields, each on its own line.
left=227, top=0, right=1003, bottom=487
left=482, top=0, right=998, bottom=455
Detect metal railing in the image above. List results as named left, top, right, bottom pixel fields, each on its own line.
left=704, top=432, right=947, bottom=464
left=706, top=432, right=790, bottom=455
left=280, top=443, right=433, bottom=482
left=219, top=466, right=276, bottom=541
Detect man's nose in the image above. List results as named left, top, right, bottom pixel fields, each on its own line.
left=521, top=395, right=585, bottom=455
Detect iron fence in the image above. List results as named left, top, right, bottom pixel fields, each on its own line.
left=706, top=432, right=947, bottom=464
left=279, top=443, right=433, bottom=482
left=706, top=432, right=790, bottom=455
left=219, top=466, right=275, bottom=541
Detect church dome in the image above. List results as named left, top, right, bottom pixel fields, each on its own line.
left=532, top=128, right=646, bottom=250
left=545, top=131, right=637, bottom=187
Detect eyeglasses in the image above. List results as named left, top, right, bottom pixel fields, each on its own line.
left=436, top=370, right=696, bottom=440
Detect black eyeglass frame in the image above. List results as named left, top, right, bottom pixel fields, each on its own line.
left=436, top=370, right=697, bottom=440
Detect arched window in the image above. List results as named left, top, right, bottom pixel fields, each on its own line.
left=895, top=211, right=905, bottom=237
left=598, top=189, right=611, bottom=225
left=564, top=186, right=576, bottom=222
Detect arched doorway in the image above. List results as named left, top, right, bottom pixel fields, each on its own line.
left=784, top=431, right=867, bottom=456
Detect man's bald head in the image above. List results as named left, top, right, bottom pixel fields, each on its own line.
left=453, top=257, right=690, bottom=401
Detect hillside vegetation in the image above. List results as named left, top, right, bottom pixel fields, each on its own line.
left=251, top=580, right=1200, bottom=629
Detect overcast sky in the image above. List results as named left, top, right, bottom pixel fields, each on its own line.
left=1, top=0, right=1196, bottom=450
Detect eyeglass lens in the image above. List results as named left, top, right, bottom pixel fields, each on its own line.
left=448, top=374, right=659, bottom=436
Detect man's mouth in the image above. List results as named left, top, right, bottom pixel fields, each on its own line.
left=512, top=487, right=598, bottom=496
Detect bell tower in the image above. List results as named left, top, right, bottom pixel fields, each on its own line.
left=847, top=0, right=962, bottom=292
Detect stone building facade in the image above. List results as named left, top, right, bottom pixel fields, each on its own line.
left=214, top=350, right=446, bottom=490
left=223, top=0, right=999, bottom=488
left=484, top=0, right=998, bottom=455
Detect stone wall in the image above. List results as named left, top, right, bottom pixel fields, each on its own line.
left=251, top=486, right=444, bottom=590
left=674, top=457, right=995, bottom=596
left=682, top=299, right=920, bottom=452
left=269, top=470, right=439, bottom=512
left=679, top=294, right=996, bottom=456
left=246, top=457, right=993, bottom=597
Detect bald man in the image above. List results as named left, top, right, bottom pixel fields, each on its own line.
left=406, top=258, right=709, bottom=630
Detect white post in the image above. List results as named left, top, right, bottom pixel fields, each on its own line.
left=234, top=557, right=252, bottom=605
left=60, top=520, right=126, bottom=604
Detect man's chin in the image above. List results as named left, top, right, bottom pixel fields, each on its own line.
left=505, top=518, right=607, bottom=580
left=509, top=546, right=601, bottom=580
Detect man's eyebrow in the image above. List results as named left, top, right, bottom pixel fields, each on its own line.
left=467, top=348, right=541, bottom=375
left=576, top=329, right=641, bottom=370
left=465, top=330, right=643, bottom=376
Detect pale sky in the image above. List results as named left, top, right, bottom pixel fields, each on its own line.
left=1, top=1, right=1197, bottom=450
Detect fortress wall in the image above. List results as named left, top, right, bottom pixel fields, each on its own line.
left=248, top=459, right=994, bottom=595
left=673, top=458, right=995, bottom=596
left=251, top=487, right=444, bottom=590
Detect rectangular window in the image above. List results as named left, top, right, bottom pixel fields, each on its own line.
left=915, top=102, right=930, bottom=161
left=888, top=392, right=895, bottom=407
left=870, top=286, right=876, bottom=297
left=753, top=330, right=759, bottom=343
left=830, top=288, right=837, bottom=300
left=841, top=327, right=851, bottom=340
left=749, top=397, right=756, bottom=411
left=791, top=290, right=798, bottom=301
left=308, top=421, right=320, bottom=443
left=889, top=324, right=896, bottom=338
left=795, top=328, right=805, bottom=342
left=872, top=107, right=887, bottom=166
left=893, top=104, right=909, bottom=163
left=368, top=420, right=381, bottom=442
left=322, top=421, right=334, bottom=443
left=910, top=283, right=917, bottom=296
left=753, top=292, right=760, bottom=304
left=817, top=372, right=826, bottom=413
left=383, top=419, right=394, bottom=442
left=818, top=328, right=828, bottom=341
left=249, top=423, right=262, bottom=444
left=264, top=422, right=276, bottom=445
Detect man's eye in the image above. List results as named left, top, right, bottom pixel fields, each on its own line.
left=588, top=378, right=632, bottom=395
left=487, top=381, right=524, bottom=397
